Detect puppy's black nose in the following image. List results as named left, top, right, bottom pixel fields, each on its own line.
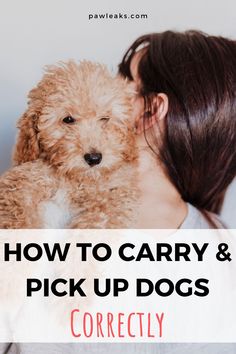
left=84, top=153, right=102, bottom=166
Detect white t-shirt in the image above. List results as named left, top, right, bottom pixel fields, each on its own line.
left=181, top=203, right=225, bottom=229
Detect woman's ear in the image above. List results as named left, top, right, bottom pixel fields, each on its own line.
left=136, top=93, right=169, bottom=134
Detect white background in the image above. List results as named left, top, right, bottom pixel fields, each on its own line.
left=0, top=0, right=236, bottom=225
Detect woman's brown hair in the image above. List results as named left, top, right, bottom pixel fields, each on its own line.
left=119, top=30, right=236, bottom=215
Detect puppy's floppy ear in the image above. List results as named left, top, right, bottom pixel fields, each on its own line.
left=13, top=108, right=41, bottom=165
left=13, top=65, right=58, bottom=165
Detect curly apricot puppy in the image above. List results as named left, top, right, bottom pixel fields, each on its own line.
left=0, top=61, right=139, bottom=228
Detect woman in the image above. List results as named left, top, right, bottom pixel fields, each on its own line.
left=118, top=30, right=236, bottom=229
left=2, top=30, right=236, bottom=354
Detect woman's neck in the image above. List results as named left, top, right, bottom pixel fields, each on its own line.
left=135, top=135, right=187, bottom=228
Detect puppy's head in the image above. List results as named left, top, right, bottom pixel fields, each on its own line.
left=14, top=61, right=137, bottom=179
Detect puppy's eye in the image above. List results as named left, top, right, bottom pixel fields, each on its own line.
left=99, top=117, right=110, bottom=122
left=62, top=116, right=76, bottom=124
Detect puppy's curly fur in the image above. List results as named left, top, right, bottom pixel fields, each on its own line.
left=0, top=61, right=139, bottom=228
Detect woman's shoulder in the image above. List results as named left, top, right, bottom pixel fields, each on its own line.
left=180, top=203, right=226, bottom=229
